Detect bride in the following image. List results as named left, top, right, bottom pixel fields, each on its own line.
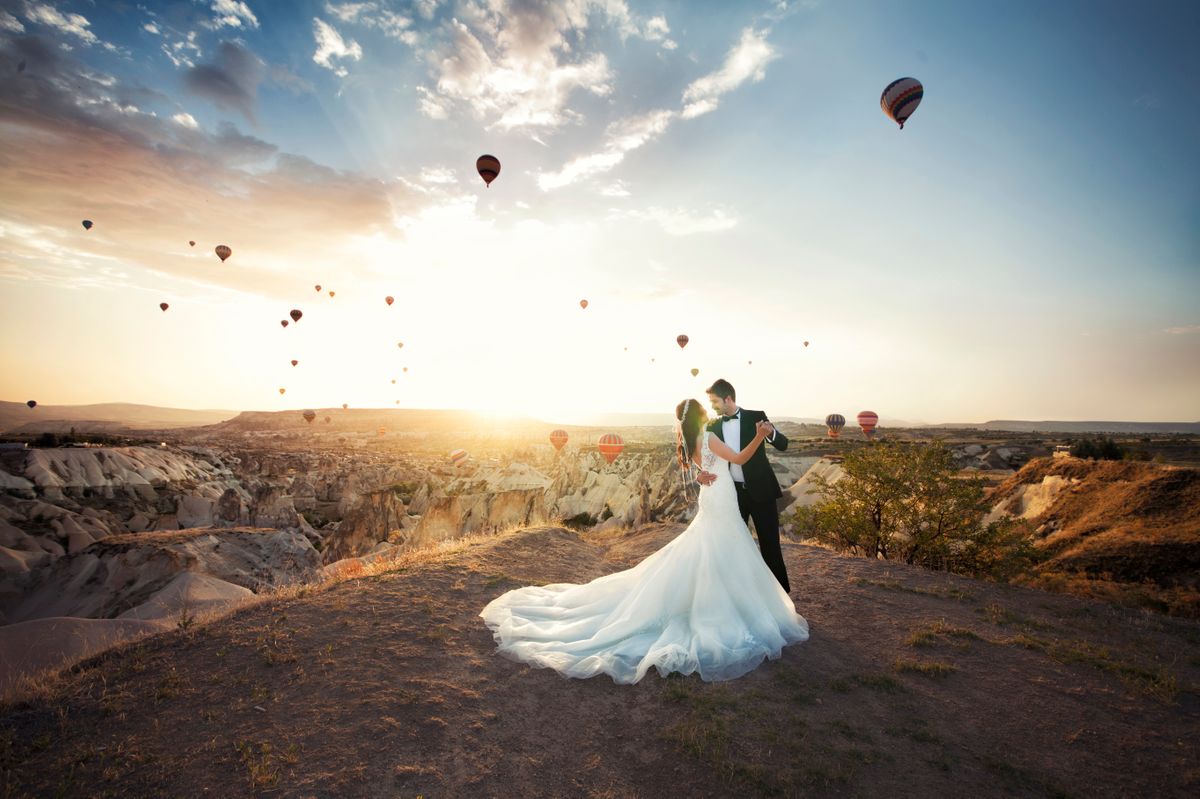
left=479, top=399, right=809, bottom=684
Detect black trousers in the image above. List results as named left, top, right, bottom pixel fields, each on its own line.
left=735, top=483, right=790, bottom=593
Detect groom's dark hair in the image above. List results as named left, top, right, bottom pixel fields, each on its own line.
left=706, top=379, right=736, bottom=401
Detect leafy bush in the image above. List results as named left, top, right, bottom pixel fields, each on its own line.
left=787, top=441, right=1037, bottom=581
left=1069, top=437, right=1124, bottom=460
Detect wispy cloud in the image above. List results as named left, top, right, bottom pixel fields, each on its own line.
left=312, top=18, right=362, bottom=77
left=326, top=1, right=419, bottom=46
left=205, top=0, right=259, bottom=31
left=183, top=41, right=264, bottom=124
left=616, top=206, right=739, bottom=236
left=0, top=11, right=23, bottom=34
left=681, top=27, right=776, bottom=119
left=536, top=109, right=674, bottom=190
left=171, top=112, right=199, bottom=129
left=22, top=2, right=98, bottom=45
left=1163, top=324, right=1200, bottom=335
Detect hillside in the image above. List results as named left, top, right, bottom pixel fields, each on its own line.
left=0, top=402, right=238, bottom=433
left=988, top=458, right=1200, bottom=616
left=2, top=524, right=1196, bottom=797
left=938, top=420, right=1200, bottom=434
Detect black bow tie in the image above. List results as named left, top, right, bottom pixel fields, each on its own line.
left=721, top=413, right=740, bottom=423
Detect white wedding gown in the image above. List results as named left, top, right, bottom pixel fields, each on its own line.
left=480, top=431, right=809, bottom=683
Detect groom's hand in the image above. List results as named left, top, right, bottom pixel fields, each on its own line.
left=696, top=470, right=717, bottom=486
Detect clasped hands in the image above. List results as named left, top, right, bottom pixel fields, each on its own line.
left=696, top=421, right=773, bottom=486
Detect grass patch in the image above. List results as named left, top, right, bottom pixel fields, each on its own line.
left=906, top=620, right=981, bottom=649
left=976, top=602, right=1056, bottom=632
left=852, top=577, right=976, bottom=603
left=998, top=634, right=1179, bottom=702
left=235, top=739, right=280, bottom=790
left=982, top=755, right=1072, bottom=798
left=884, top=718, right=942, bottom=745
left=893, top=659, right=957, bottom=678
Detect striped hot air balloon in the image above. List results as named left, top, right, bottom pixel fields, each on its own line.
left=881, top=77, right=923, bottom=130
left=676, top=334, right=689, bottom=349
left=549, top=429, right=568, bottom=451
left=857, top=410, right=879, bottom=438
left=476, top=154, right=501, bottom=187
left=215, top=244, right=232, bottom=262
left=449, top=448, right=470, bottom=467
left=825, top=413, right=846, bottom=439
left=302, top=410, right=316, bottom=424
left=597, top=433, right=623, bottom=464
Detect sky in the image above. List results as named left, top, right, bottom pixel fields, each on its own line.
left=0, top=0, right=1197, bottom=425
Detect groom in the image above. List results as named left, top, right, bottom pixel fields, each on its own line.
left=697, top=379, right=791, bottom=592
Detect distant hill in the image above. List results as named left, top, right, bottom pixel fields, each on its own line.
left=933, top=420, right=1200, bottom=434
left=0, top=402, right=238, bottom=433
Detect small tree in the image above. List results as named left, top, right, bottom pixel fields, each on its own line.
left=1069, top=436, right=1124, bottom=460
left=795, top=441, right=1036, bottom=580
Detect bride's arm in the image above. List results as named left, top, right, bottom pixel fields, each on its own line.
left=707, top=424, right=768, bottom=466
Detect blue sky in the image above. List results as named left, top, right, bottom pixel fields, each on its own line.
left=0, top=0, right=1196, bottom=423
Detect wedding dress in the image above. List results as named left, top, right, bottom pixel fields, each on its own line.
left=480, top=431, right=809, bottom=684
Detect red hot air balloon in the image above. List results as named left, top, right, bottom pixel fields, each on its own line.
left=857, top=411, right=879, bottom=438
left=476, top=154, right=500, bottom=187
left=314, top=285, right=321, bottom=292
left=677, top=334, right=689, bottom=349
left=188, top=240, right=195, bottom=247
left=215, top=244, right=231, bottom=262
left=82, top=220, right=93, bottom=230
left=26, top=400, right=36, bottom=408
left=881, top=77, right=923, bottom=130
left=597, top=433, right=624, bottom=464
left=580, top=299, right=588, bottom=309
left=291, top=360, right=298, bottom=367
left=159, top=303, right=169, bottom=312
left=549, top=429, right=568, bottom=451
left=825, top=413, right=846, bottom=439
left=803, top=341, right=810, bottom=348
left=385, top=296, right=394, bottom=306
left=303, top=409, right=316, bottom=424
left=290, top=309, right=302, bottom=323
left=280, top=320, right=289, bottom=328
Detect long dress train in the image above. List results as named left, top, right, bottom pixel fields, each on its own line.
left=479, top=432, right=809, bottom=683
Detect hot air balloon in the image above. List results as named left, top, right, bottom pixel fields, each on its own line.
left=81, top=220, right=93, bottom=230
left=215, top=244, right=231, bottom=262
left=396, top=341, right=403, bottom=349
left=188, top=240, right=195, bottom=247
left=597, top=433, right=624, bottom=464
left=291, top=360, right=298, bottom=367
left=377, top=426, right=387, bottom=436
left=280, top=320, right=289, bottom=328
left=391, top=379, right=396, bottom=384
left=690, top=368, right=699, bottom=377
left=677, top=334, right=689, bottom=349
left=279, top=388, right=286, bottom=395
left=402, top=367, right=408, bottom=373
left=385, top=296, right=394, bottom=306
left=328, top=290, right=335, bottom=298
left=449, top=448, right=470, bottom=466
left=342, top=403, right=349, bottom=409
left=857, top=410, right=879, bottom=439
left=476, top=154, right=500, bottom=187
left=748, top=361, right=753, bottom=366
left=803, top=341, right=809, bottom=348
left=881, top=77, right=923, bottom=130
left=26, top=400, right=36, bottom=409
left=549, top=429, right=568, bottom=451
left=303, top=409, right=316, bottom=424
left=314, top=285, right=321, bottom=292
left=324, top=416, right=331, bottom=424
left=825, top=413, right=846, bottom=439
left=290, top=309, right=302, bottom=323
left=159, top=303, right=169, bottom=312
left=579, top=299, right=588, bottom=309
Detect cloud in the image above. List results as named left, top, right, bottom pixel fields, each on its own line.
left=1163, top=324, right=1200, bottom=335
left=161, top=30, right=202, bottom=69
left=326, top=1, right=419, bottom=45
left=1, top=11, right=24, bottom=33
left=419, top=166, right=457, bottom=185
left=183, top=41, right=263, bottom=124
left=618, top=206, right=739, bottom=236
left=21, top=2, right=98, bottom=46
left=536, top=109, right=673, bottom=190
left=681, top=27, right=776, bottom=119
left=599, top=180, right=630, bottom=198
left=171, top=111, right=199, bottom=129
left=205, top=0, right=259, bottom=31
left=143, top=22, right=161, bottom=35
left=312, top=17, right=362, bottom=77
left=420, top=1, right=673, bottom=130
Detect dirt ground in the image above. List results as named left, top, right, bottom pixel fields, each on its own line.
left=2, top=523, right=1197, bottom=798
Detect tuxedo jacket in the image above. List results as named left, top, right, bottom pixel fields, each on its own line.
left=706, top=408, right=788, bottom=501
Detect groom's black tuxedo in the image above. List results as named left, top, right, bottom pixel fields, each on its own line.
left=708, top=409, right=791, bottom=592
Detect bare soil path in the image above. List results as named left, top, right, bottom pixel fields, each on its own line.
left=2, top=524, right=1197, bottom=798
